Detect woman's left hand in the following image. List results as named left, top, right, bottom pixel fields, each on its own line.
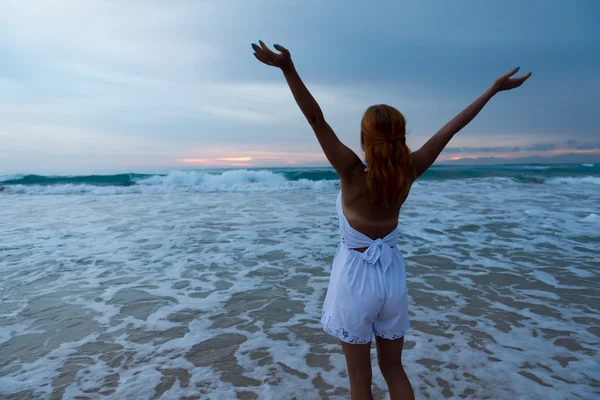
left=251, top=40, right=293, bottom=71
left=490, top=67, right=532, bottom=93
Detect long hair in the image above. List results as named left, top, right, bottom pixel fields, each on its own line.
left=360, top=104, right=414, bottom=208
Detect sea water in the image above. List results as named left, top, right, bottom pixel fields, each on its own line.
left=1, top=164, right=599, bottom=399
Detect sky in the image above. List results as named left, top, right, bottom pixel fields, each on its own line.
left=0, top=0, right=599, bottom=174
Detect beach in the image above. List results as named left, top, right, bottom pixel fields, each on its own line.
left=1, top=165, right=599, bottom=399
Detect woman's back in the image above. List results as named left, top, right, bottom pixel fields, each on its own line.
left=340, top=166, right=413, bottom=240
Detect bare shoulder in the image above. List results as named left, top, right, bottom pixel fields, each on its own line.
left=339, top=165, right=368, bottom=205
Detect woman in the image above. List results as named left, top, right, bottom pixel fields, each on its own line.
left=252, top=40, right=531, bottom=400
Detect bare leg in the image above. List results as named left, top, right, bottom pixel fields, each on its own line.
left=375, top=335, right=414, bottom=400
left=340, top=340, right=374, bottom=400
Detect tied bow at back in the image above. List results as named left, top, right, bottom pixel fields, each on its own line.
left=361, top=238, right=394, bottom=271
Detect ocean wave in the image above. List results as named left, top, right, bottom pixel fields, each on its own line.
left=512, top=175, right=547, bottom=184
left=135, top=170, right=287, bottom=186
left=0, top=169, right=341, bottom=187
left=2, top=165, right=599, bottom=195
left=0, top=174, right=26, bottom=182
left=1, top=173, right=136, bottom=186
left=546, top=176, right=600, bottom=185
left=520, top=166, right=551, bottom=170
left=513, top=176, right=600, bottom=185
left=4, top=179, right=339, bottom=195
left=1, top=170, right=340, bottom=195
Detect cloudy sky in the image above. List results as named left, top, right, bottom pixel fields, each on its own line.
left=0, top=0, right=598, bottom=174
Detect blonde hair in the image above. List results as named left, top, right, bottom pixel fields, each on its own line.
left=360, top=104, right=414, bottom=207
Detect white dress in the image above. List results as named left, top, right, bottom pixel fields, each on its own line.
left=320, top=190, right=410, bottom=344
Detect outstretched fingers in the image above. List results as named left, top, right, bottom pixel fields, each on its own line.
left=501, top=67, right=521, bottom=81
left=252, top=43, right=273, bottom=65
left=273, top=44, right=290, bottom=57
left=517, top=72, right=532, bottom=82
left=494, top=67, right=532, bottom=91
left=254, top=52, right=272, bottom=66
left=253, top=52, right=269, bottom=65
left=508, top=72, right=533, bottom=88
left=259, top=40, right=278, bottom=58
left=251, top=40, right=291, bottom=68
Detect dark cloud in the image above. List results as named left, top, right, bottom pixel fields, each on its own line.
left=573, top=142, right=600, bottom=150
left=524, top=143, right=556, bottom=151
left=444, top=146, right=522, bottom=154
left=563, top=140, right=600, bottom=150
left=445, top=141, right=600, bottom=154
left=565, top=140, right=578, bottom=147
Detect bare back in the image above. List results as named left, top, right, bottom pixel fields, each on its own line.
left=340, top=163, right=414, bottom=240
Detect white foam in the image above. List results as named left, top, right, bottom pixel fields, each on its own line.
left=136, top=169, right=287, bottom=186
left=581, top=163, right=594, bottom=167
left=546, top=176, right=600, bottom=185
left=581, top=213, right=599, bottom=222
left=519, top=290, right=561, bottom=300
left=532, top=270, right=559, bottom=287
left=523, top=209, right=544, bottom=216
left=566, top=267, right=594, bottom=278
left=3, top=179, right=339, bottom=195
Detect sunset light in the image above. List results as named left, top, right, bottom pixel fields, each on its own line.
left=217, top=157, right=253, bottom=162
left=179, top=158, right=208, bottom=164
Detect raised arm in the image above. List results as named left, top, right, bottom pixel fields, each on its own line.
left=251, top=41, right=362, bottom=179
left=411, top=67, right=532, bottom=179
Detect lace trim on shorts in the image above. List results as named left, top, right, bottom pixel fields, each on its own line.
left=321, top=310, right=409, bottom=343
left=373, top=322, right=410, bottom=340
left=320, top=309, right=373, bottom=344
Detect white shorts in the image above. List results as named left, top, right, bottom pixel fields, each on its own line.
left=321, top=244, right=410, bottom=344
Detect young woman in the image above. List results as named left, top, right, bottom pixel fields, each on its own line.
left=252, top=40, right=531, bottom=400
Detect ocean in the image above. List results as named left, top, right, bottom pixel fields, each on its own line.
left=0, top=163, right=599, bottom=399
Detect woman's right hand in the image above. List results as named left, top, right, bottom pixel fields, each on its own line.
left=251, top=40, right=293, bottom=71
left=491, top=67, right=532, bottom=93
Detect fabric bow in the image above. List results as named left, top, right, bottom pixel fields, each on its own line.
left=361, top=238, right=394, bottom=271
